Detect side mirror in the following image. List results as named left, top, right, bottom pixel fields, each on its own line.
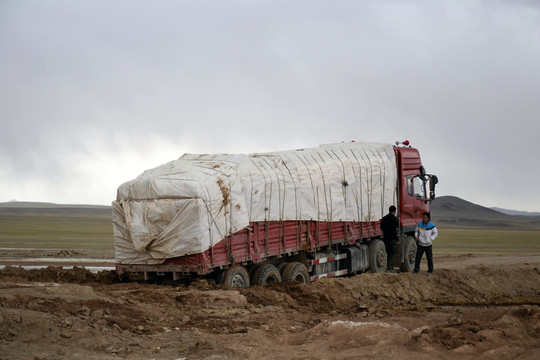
left=428, top=175, right=438, bottom=200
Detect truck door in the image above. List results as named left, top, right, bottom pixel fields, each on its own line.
left=400, top=173, right=437, bottom=232
left=395, top=145, right=437, bottom=234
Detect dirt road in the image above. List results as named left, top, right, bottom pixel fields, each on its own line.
left=1, top=254, right=539, bottom=359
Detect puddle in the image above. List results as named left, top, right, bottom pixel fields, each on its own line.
left=0, top=265, right=115, bottom=273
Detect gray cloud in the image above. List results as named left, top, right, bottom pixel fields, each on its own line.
left=1, top=1, right=539, bottom=210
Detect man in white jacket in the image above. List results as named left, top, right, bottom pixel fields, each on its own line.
left=413, top=212, right=438, bottom=275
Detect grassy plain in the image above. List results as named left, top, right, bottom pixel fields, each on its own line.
left=1, top=204, right=539, bottom=256
left=0, top=209, right=114, bottom=252
left=434, top=228, right=540, bottom=255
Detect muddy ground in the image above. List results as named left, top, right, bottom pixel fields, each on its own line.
left=1, top=253, right=539, bottom=360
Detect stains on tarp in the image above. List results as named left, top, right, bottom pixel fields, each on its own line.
left=216, top=178, right=230, bottom=208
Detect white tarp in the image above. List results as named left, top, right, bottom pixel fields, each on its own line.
left=113, top=142, right=397, bottom=264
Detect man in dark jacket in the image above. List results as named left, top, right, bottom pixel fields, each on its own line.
left=380, top=205, right=399, bottom=273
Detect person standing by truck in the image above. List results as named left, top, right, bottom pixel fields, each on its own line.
left=414, top=212, right=438, bottom=275
left=380, top=205, right=399, bottom=273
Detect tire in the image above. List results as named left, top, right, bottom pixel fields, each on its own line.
left=400, top=236, right=417, bottom=273
left=250, top=263, right=264, bottom=284
left=277, top=262, right=289, bottom=275
left=368, top=239, right=387, bottom=273
left=252, top=263, right=282, bottom=286
left=248, top=263, right=262, bottom=282
left=281, top=262, right=309, bottom=284
left=221, top=265, right=250, bottom=288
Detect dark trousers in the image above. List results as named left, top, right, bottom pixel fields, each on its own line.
left=414, top=244, right=433, bottom=273
left=384, top=238, right=397, bottom=270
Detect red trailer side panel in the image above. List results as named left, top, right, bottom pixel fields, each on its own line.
left=134, top=219, right=383, bottom=275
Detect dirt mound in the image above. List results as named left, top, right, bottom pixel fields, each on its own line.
left=1, top=259, right=539, bottom=359
left=237, top=263, right=540, bottom=314
left=0, top=265, right=119, bottom=284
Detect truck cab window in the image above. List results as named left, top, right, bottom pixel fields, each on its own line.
left=413, top=176, right=426, bottom=198
left=407, top=175, right=426, bottom=199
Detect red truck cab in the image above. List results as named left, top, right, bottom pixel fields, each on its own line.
left=393, top=141, right=438, bottom=271
left=395, top=145, right=437, bottom=229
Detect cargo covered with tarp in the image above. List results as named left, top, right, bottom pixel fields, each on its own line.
left=113, top=142, right=397, bottom=264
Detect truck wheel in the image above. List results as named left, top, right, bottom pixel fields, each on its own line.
left=281, top=262, right=309, bottom=284
left=368, top=239, right=387, bottom=273
left=252, top=263, right=282, bottom=286
left=277, top=261, right=289, bottom=275
left=222, top=265, right=250, bottom=288
left=400, top=236, right=417, bottom=273
left=250, top=263, right=264, bottom=284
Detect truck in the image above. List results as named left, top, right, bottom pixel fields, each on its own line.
left=113, top=140, right=438, bottom=287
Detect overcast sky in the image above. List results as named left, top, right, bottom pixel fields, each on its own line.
left=1, top=0, right=539, bottom=211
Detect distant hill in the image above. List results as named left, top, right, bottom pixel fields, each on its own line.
left=0, top=201, right=110, bottom=210
left=0, top=201, right=111, bottom=218
left=491, top=207, right=540, bottom=217
left=2, top=198, right=539, bottom=230
left=431, top=196, right=540, bottom=230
